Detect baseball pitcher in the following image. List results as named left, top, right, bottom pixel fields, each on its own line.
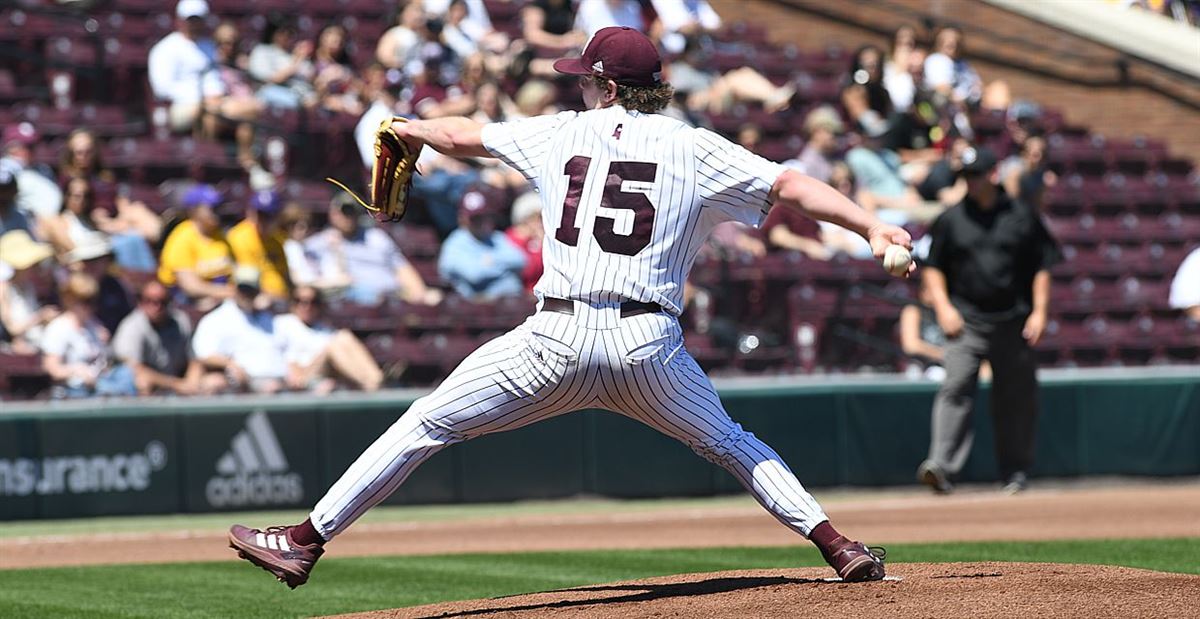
left=230, top=27, right=912, bottom=588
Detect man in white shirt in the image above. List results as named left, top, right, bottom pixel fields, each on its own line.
left=148, top=0, right=224, bottom=133
left=1, top=123, right=62, bottom=220
left=651, top=0, right=722, bottom=54
left=1169, top=247, right=1200, bottom=321
left=191, top=266, right=290, bottom=394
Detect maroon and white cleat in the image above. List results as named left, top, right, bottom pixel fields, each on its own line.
left=228, top=524, right=324, bottom=589
left=826, top=540, right=887, bottom=582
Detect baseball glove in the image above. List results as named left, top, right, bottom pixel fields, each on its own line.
left=325, top=116, right=420, bottom=223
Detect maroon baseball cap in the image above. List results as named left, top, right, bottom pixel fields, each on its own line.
left=458, top=184, right=507, bottom=219
left=2, top=123, right=38, bottom=149
left=553, top=27, right=663, bottom=88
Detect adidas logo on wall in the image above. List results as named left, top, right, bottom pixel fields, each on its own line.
left=205, top=410, right=304, bottom=508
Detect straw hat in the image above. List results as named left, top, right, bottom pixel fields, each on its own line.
left=0, top=230, right=54, bottom=270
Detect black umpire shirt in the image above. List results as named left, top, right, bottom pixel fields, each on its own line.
left=925, top=191, right=1060, bottom=324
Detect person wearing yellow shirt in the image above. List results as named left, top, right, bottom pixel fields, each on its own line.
left=228, top=190, right=290, bottom=301
left=158, top=184, right=234, bottom=309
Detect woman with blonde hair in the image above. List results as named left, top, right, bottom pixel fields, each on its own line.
left=40, top=272, right=137, bottom=398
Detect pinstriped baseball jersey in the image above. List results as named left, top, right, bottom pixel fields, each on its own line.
left=308, top=105, right=833, bottom=548
left=481, top=106, right=786, bottom=315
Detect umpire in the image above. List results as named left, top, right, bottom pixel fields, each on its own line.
left=916, top=146, right=1060, bottom=494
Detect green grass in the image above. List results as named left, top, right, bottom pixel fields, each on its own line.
left=0, top=538, right=1196, bottom=619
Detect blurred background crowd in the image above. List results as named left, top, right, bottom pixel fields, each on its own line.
left=1, top=0, right=1198, bottom=400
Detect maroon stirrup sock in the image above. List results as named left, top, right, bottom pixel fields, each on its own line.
left=291, top=518, right=326, bottom=547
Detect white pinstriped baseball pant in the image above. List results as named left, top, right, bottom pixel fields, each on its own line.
left=311, top=301, right=829, bottom=539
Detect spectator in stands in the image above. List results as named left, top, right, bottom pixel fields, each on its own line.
left=1004, top=100, right=1042, bottom=151
left=149, top=0, right=259, bottom=153
left=57, top=129, right=114, bottom=185
left=575, top=0, right=647, bottom=35
left=651, top=0, right=722, bottom=54
left=248, top=16, right=317, bottom=110
left=1169, top=246, right=1200, bottom=321
left=917, top=147, right=1060, bottom=495
left=306, top=195, right=442, bottom=305
left=514, top=79, right=558, bottom=117
left=844, top=90, right=948, bottom=223
left=0, top=230, right=57, bottom=353
left=409, top=144, right=483, bottom=236
left=67, top=237, right=135, bottom=337
left=817, top=163, right=876, bottom=259
left=43, top=178, right=157, bottom=273
left=191, top=266, right=290, bottom=394
left=505, top=191, right=544, bottom=291
left=883, top=25, right=919, bottom=112
left=0, top=159, right=39, bottom=238
left=841, top=45, right=892, bottom=138
left=923, top=27, right=982, bottom=108
left=408, top=41, right=472, bottom=119
left=356, top=64, right=402, bottom=167
left=312, top=23, right=363, bottom=115
left=761, top=197, right=832, bottom=261
left=277, top=203, right=321, bottom=289
left=470, top=80, right=520, bottom=124
left=915, top=136, right=971, bottom=206
left=41, top=272, right=137, bottom=399
left=669, top=36, right=795, bottom=115
left=522, top=0, right=587, bottom=50
left=274, top=286, right=384, bottom=393
left=784, top=106, right=845, bottom=184
left=442, top=0, right=502, bottom=59
left=425, top=0, right=498, bottom=44
left=2, top=123, right=62, bottom=220
left=228, top=190, right=290, bottom=302
left=377, top=2, right=429, bottom=72
left=212, top=21, right=251, bottom=73
left=58, top=131, right=162, bottom=244
left=439, top=185, right=526, bottom=300
left=158, top=184, right=234, bottom=309
left=999, top=135, right=1056, bottom=209
left=112, top=280, right=212, bottom=396
left=737, top=124, right=763, bottom=154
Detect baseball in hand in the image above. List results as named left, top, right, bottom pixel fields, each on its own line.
left=883, top=244, right=912, bottom=276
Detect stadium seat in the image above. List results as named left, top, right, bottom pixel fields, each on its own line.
left=0, top=353, right=51, bottom=400
left=386, top=225, right=442, bottom=261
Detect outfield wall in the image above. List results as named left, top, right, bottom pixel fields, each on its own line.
left=1, top=369, right=1197, bottom=520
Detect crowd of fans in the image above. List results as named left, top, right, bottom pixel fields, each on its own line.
left=1, top=0, right=1196, bottom=400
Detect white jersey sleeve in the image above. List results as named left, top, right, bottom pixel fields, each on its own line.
left=481, top=111, right=578, bottom=190
left=694, top=128, right=786, bottom=228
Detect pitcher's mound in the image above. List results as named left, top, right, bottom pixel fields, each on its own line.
left=328, top=562, right=1198, bottom=619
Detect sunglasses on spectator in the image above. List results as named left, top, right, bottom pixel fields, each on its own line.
left=293, top=296, right=321, bottom=307
left=140, top=295, right=169, bottom=306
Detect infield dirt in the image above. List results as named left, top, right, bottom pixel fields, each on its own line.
left=327, top=563, right=1200, bottom=619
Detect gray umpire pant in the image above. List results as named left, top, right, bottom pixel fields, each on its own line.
left=927, top=318, right=1039, bottom=480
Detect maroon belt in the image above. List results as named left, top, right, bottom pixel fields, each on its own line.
left=542, top=297, right=664, bottom=319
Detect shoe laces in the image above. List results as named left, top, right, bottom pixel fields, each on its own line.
left=867, top=545, right=887, bottom=562
left=263, top=525, right=291, bottom=536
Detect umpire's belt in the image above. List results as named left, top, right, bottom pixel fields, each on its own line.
left=542, top=297, right=664, bottom=319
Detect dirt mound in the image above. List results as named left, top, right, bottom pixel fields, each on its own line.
left=328, top=562, right=1199, bottom=619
